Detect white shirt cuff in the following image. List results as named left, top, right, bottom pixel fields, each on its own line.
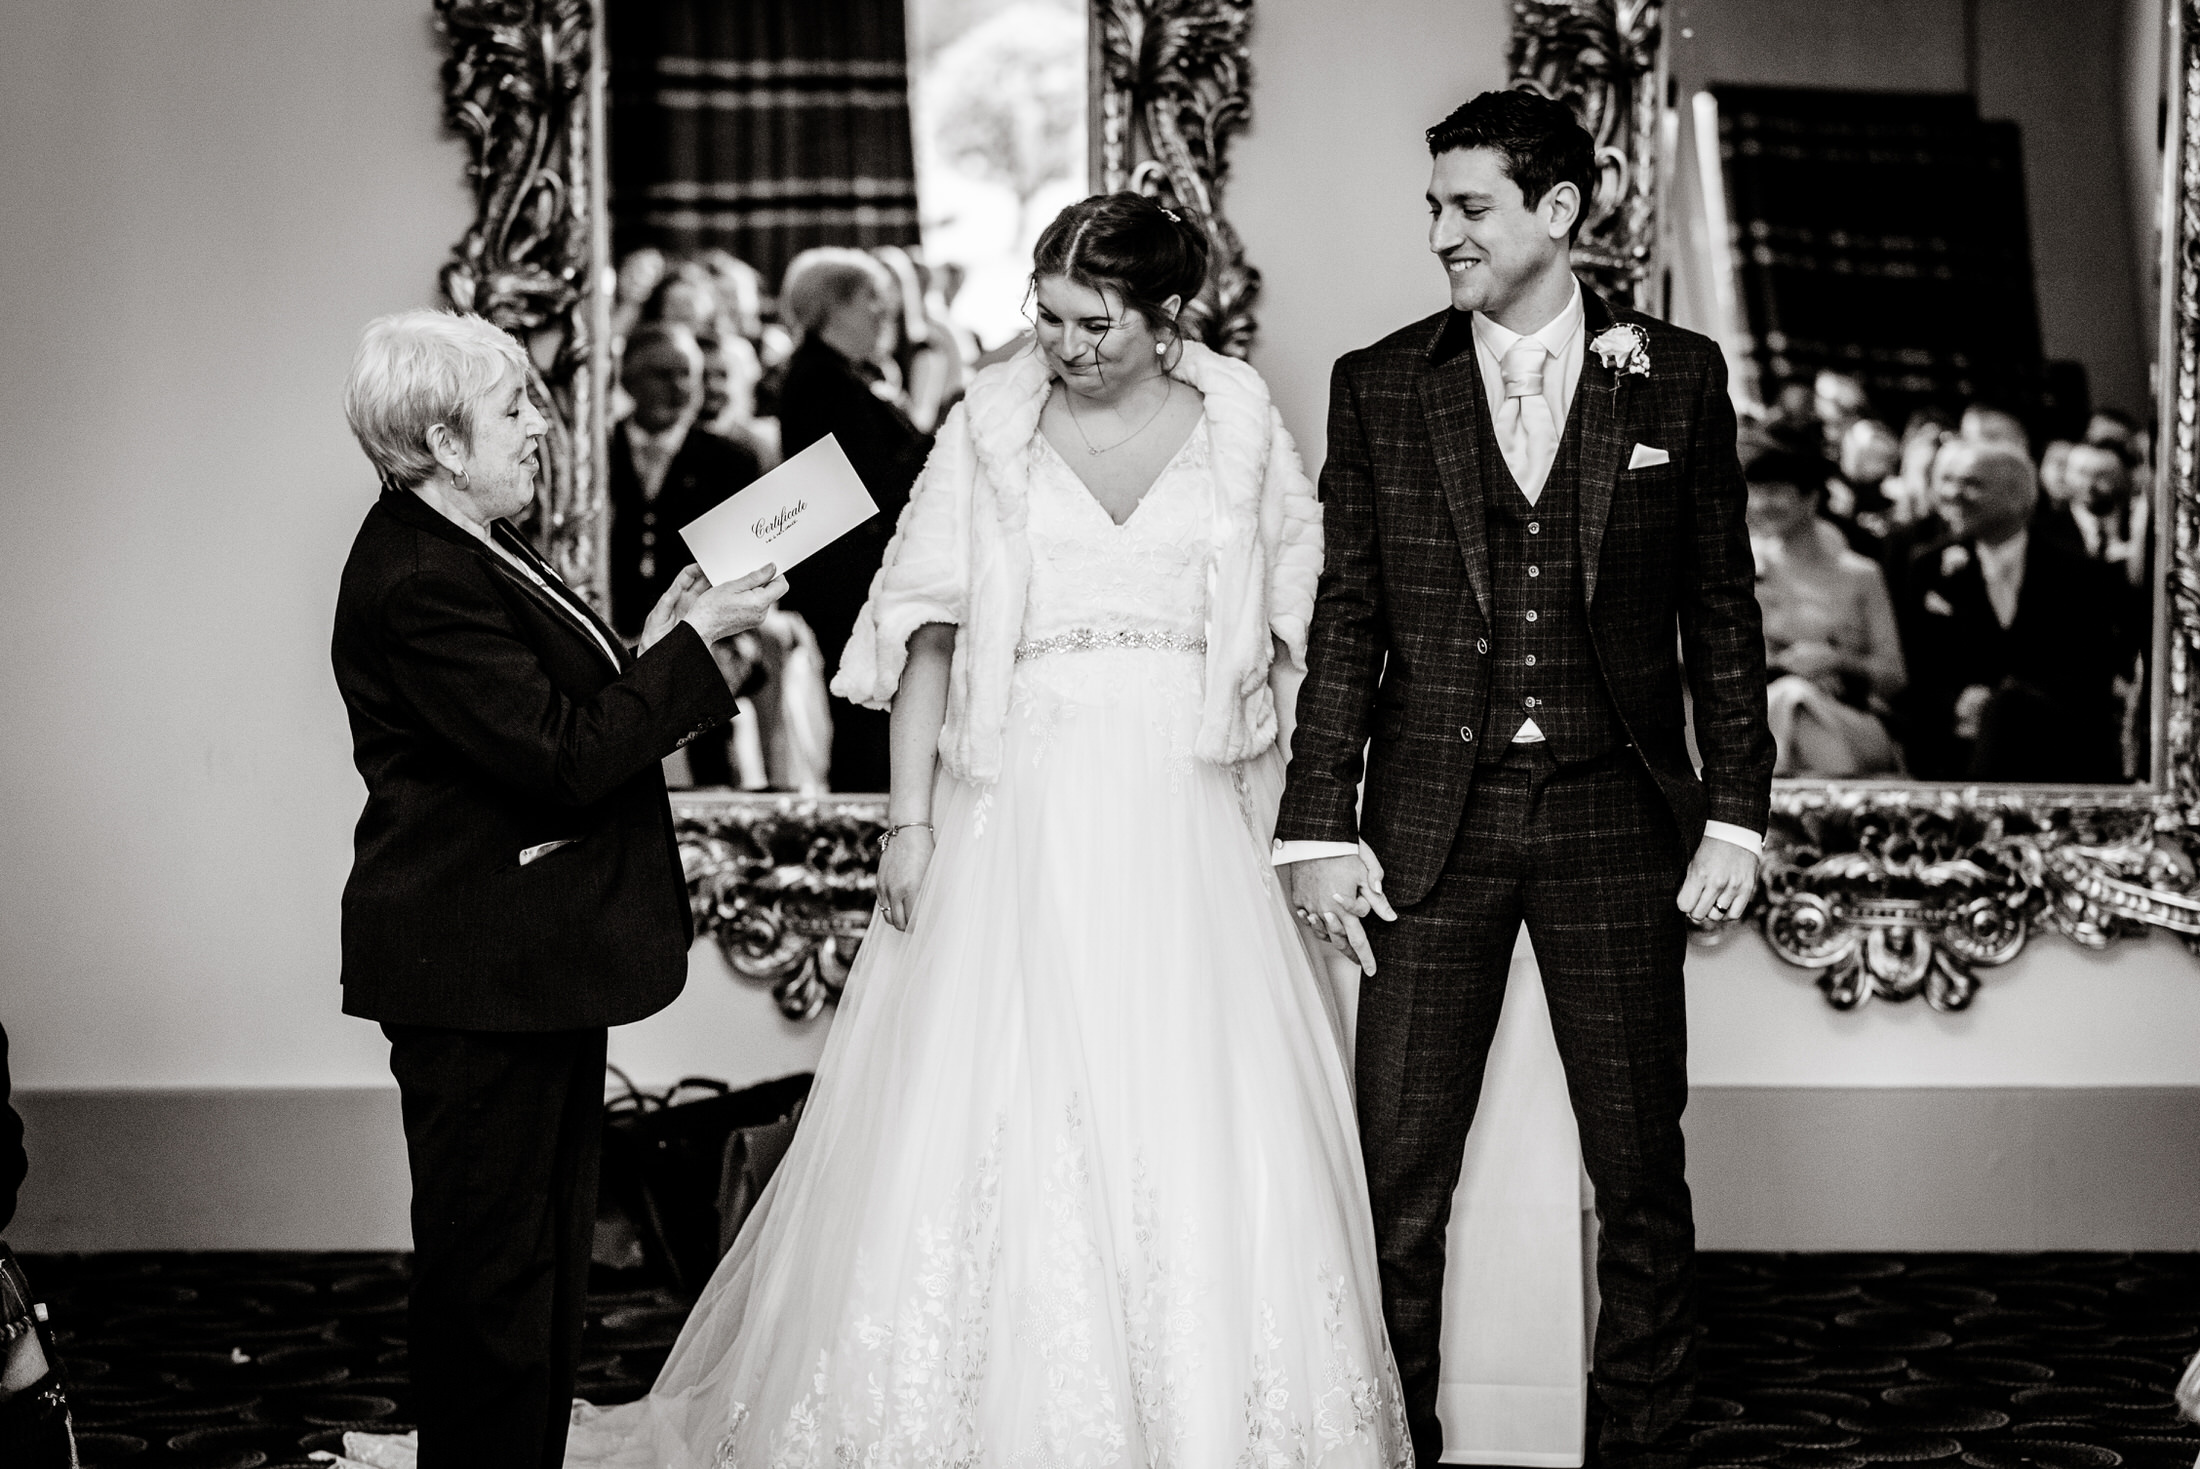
left=1271, top=839, right=1361, bottom=867
left=1701, top=821, right=1763, bottom=857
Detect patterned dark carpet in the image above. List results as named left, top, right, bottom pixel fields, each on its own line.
left=16, top=1252, right=2200, bottom=1468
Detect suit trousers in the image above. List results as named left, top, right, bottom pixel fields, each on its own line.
left=385, top=1024, right=608, bottom=1469
left=1360, top=741, right=1696, bottom=1468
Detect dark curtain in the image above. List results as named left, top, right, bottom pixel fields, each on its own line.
left=1708, top=85, right=2046, bottom=426
left=608, top=0, right=922, bottom=293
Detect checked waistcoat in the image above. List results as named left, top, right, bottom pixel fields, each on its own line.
left=1475, top=375, right=1628, bottom=763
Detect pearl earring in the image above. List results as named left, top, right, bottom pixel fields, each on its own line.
left=1155, top=340, right=1169, bottom=356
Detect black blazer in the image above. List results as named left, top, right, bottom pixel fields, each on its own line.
left=1277, top=288, right=1775, bottom=907
left=607, top=424, right=763, bottom=638
left=1894, top=524, right=2129, bottom=782
left=332, top=492, right=739, bottom=1031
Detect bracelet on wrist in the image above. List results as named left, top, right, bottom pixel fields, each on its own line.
left=878, top=821, right=934, bottom=852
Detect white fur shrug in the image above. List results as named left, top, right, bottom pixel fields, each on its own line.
left=829, top=340, right=1322, bottom=785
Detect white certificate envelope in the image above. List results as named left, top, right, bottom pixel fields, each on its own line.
left=678, top=433, right=880, bottom=586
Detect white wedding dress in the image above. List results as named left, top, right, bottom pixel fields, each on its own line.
left=338, top=419, right=1410, bottom=1469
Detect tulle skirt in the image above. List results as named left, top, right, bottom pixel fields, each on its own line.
left=562, top=645, right=1408, bottom=1466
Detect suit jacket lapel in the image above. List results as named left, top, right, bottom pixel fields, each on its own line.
left=1574, top=287, right=1625, bottom=608
left=489, top=521, right=634, bottom=673
left=1417, top=331, right=1494, bottom=620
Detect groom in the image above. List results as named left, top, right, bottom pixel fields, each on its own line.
left=1277, top=90, right=1773, bottom=1468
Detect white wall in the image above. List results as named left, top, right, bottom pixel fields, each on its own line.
left=0, top=2, right=471, bottom=1089
left=1, top=0, right=2195, bottom=1143
left=1232, top=0, right=1513, bottom=467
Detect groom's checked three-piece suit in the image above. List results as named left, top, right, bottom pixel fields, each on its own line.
left=1277, top=282, right=1776, bottom=1462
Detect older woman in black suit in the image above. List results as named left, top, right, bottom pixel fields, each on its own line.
left=773, top=248, right=934, bottom=789
left=332, top=310, right=785, bottom=1469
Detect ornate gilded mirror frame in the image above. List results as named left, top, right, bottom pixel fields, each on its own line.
left=431, top=0, right=1259, bottom=1017
left=1511, top=0, right=2200, bottom=1010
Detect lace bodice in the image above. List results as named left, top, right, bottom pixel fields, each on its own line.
left=1020, top=419, right=1215, bottom=650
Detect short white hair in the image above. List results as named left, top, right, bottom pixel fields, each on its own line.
left=344, top=309, right=529, bottom=490
left=1937, top=436, right=2039, bottom=499
left=779, top=248, right=891, bottom=334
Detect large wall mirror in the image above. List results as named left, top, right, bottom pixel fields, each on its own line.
left=1618, top=0, right=2200, bottom=1004
left=432, top=0, right=1256, bottom=1018
left=437, top=0, right=2200, bottom=1019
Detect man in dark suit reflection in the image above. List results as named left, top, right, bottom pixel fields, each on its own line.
left=1895, top=439, right=2129, bottom=781
left=610, top=321, right=765, bottom=785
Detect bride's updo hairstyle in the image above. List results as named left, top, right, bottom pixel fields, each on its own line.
left=1030, top=192, right=1210, bottom=370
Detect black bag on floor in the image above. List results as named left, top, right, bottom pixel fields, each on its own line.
left=597, top=1069, right=813, bottom=1297
left=0, top=1244, right=77, bottom=1467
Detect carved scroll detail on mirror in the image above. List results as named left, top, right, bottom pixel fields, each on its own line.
left=1509, top=0, right=1665, bottom=309
left=1519, top=0, right=2200, bottom=1005
left=674, top=794, right=889, bottom=1021
left=434, top=0, right=607, bottom=602
left=1095, top=0, right=1262, bottom=354
left=1698, top=794, right=2200, bottom=1012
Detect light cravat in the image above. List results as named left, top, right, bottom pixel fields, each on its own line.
left=1495, top=337, right=1560, bottom=503
left=1975, top=532, right=2027, bottom=630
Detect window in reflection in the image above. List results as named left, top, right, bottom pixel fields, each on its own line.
left=600, top=0, right=1086, bottom=791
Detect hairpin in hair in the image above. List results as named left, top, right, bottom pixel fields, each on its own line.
left=1161, top=207, right=1181, bottom=223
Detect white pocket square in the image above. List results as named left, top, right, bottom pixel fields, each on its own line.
left=1923, top=590, right=1956, bottom=617
left=1628, top=443, right=1670, bottom=469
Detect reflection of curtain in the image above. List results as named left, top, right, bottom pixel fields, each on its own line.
left=608, top=1, right=921, bottom=291
left=1707, top=86, right=2044, bottom=425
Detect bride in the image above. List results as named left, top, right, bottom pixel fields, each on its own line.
left=355, top=194, right=1410, bottom=1469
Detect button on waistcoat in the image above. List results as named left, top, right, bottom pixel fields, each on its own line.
left=1476, top=383, right=1627, bottom=763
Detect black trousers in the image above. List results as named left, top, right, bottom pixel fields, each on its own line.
left=385, top=1024, right=607, bottom=1469
left=1360, top=743, right=1696, bottom=1468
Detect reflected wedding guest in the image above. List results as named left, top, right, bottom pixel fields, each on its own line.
left=333, top=309, right=787, bottom=1469
left=1829, top=416, right=1900, bottom=554
left=1895, top=440, right=2128, bottom=782
left=1961, top=402, right=2030, bottom=451
left=696, top=328, right=779, bottom=469
left=609, top=322, right=764, bottom=639
left=1747, top=442, right=1907, bottom=776
left=775, top=246, right=935, bottom=790
left=1813, top=367, right=1868, bottom=455
left=2064, top=441, right=2149, bottom=588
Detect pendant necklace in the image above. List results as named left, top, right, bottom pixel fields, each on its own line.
left=1067, top=377, right=1173, bottom=456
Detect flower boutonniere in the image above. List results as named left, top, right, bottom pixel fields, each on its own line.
left=1940, top=543, right=1972, bottom=577
left=1590, top=323, right=1651, bottom=378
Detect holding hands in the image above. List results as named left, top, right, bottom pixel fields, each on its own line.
left=1286, top=852, right=1397, bottom=976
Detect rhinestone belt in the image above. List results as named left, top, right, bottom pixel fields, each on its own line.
left=1014, top=627, right=1207, bottom=660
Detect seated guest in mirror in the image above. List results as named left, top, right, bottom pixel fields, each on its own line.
left=696, top=327, right=780, bottom=470
left=1894, top=439, right=2130, bottom=782
left=2063, top=440, right=2149, bottom=589
left=774, top=246, right=937, bottom=790
left=609, top=322, right=765, bottom=644
left=1827, top=416, right=1900, bottom=556
left=1960, top=402, right=2031, bottom=453
left=872, top=243, right=966, bottom=436
left=1812, top=368, right=1869, bottom=457
left=1746, top=440, right=1907, bottom=778
left=332, top=309, right=787, bottom=1469
left=546, top=192, right=1407, bottom=1467
left=2086, top=406, right=2140, bottom=460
